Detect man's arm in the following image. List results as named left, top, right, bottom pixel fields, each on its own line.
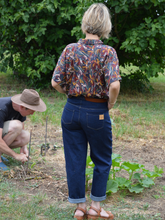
left=0, top=129, right=28, bottom=163
left=108, top=80, right=120, bottom=110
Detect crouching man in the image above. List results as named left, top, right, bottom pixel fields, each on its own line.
left=0, top=89, right=46, bottom=171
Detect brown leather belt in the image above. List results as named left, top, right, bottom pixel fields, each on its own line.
left=85, top=97, right=107, bottom=103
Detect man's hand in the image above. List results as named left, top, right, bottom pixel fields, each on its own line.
left=20, top=145, right=31, bottom=162
left=20, top=145, right=29, bottom=157
left=14, top=153, right=28, bottom=163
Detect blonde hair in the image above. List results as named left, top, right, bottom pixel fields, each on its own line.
left=81, top=3, right=112, bottom=39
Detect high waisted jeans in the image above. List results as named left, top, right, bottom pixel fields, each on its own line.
left=61, top=96, right=112, bottom=203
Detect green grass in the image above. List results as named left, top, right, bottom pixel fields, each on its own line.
left=0, top=180, right=73, bottom=219
left=0, top=173, right=164, bottom=219
left=0, top=180, right=163, bottom=220
left=27, top=95, right=67, bottom=128
left=110, top=73, right=165, bottom=139
left=0, top=180, right=163, bottom=219
left=150, top=74, right=165, bottom=83
left=112, top=99, right=165, bottom=139
left=0, top=182, right=47, bottom=220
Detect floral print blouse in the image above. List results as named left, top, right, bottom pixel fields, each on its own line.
left=52, top=39, right=121, bottom=99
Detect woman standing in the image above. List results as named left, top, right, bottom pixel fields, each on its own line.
left=51, top=3, right=121, bottom=220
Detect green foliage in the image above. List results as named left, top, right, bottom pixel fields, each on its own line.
left=0, top=0, right=77, bottom=88
left=0, top=0, right=165, bottom=89
left=86, top=154, right=164, bottom=194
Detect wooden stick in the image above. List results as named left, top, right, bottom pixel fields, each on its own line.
left=27, top=129, right=32, bottom=172
left=44, top=116, right=48, bottom=156
left=21, top=165, right=26, bottom=180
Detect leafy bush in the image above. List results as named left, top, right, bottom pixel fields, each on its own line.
left=0, top=0, right=77, bottom=88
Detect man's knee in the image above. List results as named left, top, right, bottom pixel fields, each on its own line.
left=9, top=130, right=30, bottom=149
left=21, top=130, right=30, bottom=145
left=8, top=120, right=23, bottom=135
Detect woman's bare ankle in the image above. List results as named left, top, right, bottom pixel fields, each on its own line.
left=74, top=202, right=86, bottom=216
left=91, top=201, right=100, bottom=210
left=88, top=201, right=109, bottom=217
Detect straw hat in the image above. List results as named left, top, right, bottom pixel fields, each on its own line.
left=11, top=89, right=46, bottom=112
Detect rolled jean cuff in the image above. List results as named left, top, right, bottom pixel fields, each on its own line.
left=68, top=197, right=86, bottom=204
left=90, top=193, right=106, bottom=202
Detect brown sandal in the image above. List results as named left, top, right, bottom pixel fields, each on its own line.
left=74, top=207, right=87, bottom=220
left=87, top=206, right=114, bottom=220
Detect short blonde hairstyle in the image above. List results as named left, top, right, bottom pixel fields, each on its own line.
left=81, top=3, right=112, bottom=39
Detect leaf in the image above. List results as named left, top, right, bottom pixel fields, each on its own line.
left=121, top=162, right=144, bottom=172
left=149, top=38, right=156, bottom=48
left=22, top=13, right=29, bottom=23
left=133, top=173, right=141, bottom=180
left=86, top=156, right=94, bottom=167
left=145, top=17, right=152, bottom=24
left=115, top=6, right=122, bottom=13
left=31, top=162, right=36, bottom=169
left=106, top=179, right=118, bottom=193
left=135, top=47, right=141, bottom=54
left=115, top=177, right=130, bottom=187
left=85, top=167, right=93, bottom=176
left=112, top=160, right=120, bottom=167
left=142, top=177, right=155, bottom=188
left=112, top=154, right=122, bottom=163
left=142, top=169, right=162, bottom=179
left=128, top=184, right=144, bottom=193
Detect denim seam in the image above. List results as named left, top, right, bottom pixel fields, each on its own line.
left=62, top=108, right=75, bottom=125
left=67, top=101, right=107, bottom=110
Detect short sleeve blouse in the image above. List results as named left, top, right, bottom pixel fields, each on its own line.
left=52, top=39, right=121, bottom=99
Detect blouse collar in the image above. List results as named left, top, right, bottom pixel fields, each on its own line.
left=78, top=39, right=103, bottom=45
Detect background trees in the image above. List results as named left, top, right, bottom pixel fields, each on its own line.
left=0, top=0, right=165, bottom=90
left=0, top=0, right=77, bottom=87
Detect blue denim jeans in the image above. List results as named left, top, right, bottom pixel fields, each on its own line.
left=61, top=96, right=112, bottom=204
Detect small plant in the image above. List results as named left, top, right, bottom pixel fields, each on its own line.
left=153, top=194, right=160, bottom=199
left=143, top=203, right=150, bottom=210
left=85, top=154, right=164, bottom=194
left=30, top=162, right=36, bottom=169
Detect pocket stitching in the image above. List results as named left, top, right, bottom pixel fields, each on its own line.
left=62, top=107, right=74, bottom=125
left=87, top=113, right=104, bottom=130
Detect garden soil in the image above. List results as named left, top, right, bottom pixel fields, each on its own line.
left=2, top=118, right=165, bottom=219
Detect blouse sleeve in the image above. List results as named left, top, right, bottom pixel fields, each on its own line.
left=52, top=47, right=67, bottom=86
left=103, top=47, right=121, bottom=89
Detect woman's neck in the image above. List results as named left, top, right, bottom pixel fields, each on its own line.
left=85, top=33, right=100, bottom=40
